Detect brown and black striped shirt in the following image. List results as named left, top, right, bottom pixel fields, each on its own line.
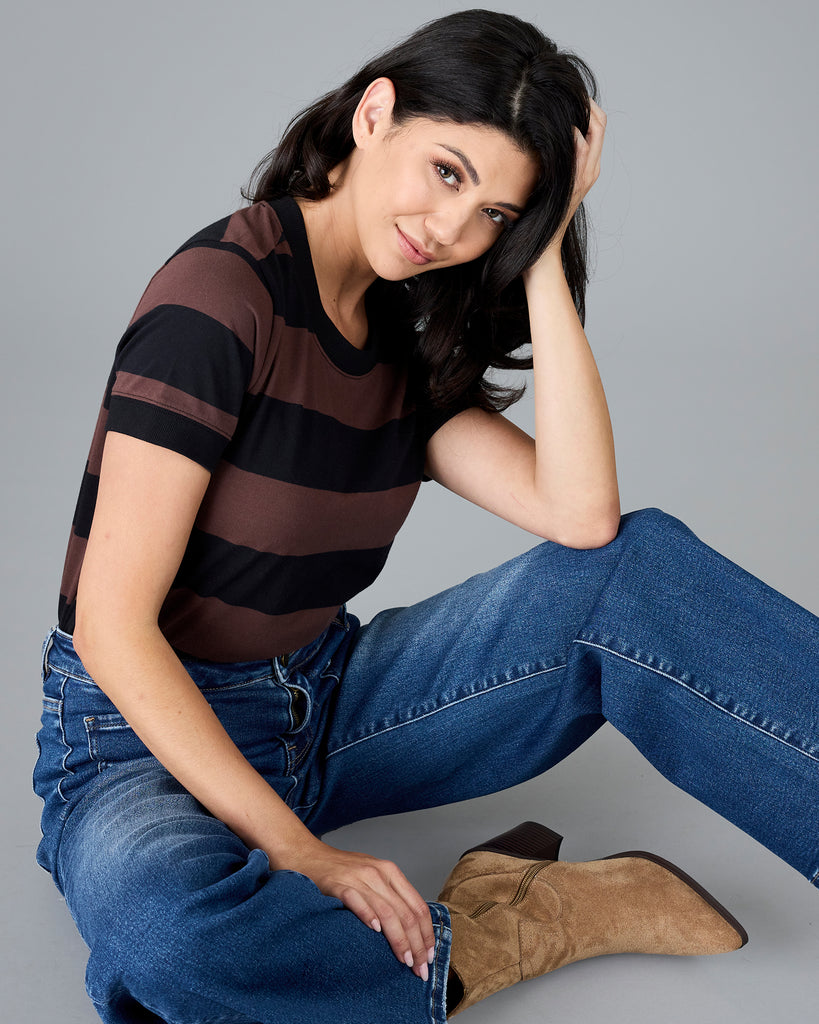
left=58, top=197, right=454, bottom=662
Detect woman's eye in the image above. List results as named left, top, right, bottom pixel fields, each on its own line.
left=435, top=163, right=461, bottom=187
left=485, top=208, right=509, bottom=228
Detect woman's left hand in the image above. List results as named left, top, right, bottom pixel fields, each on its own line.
left=530, top=97, right=607, bottom=269
left=569, top=97, right=606, bottom=216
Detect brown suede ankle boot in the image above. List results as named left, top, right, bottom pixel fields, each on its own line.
left=438, top=822, right=748, bottom=1018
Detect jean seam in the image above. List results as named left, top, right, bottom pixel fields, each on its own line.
left=91, top=985, right=244, bottom=1024
left=574, top=638, right=819, bottom=765
left=56, top=674, right=74, bottom=807
left=325, top=664, right=566, bottom=759
left=198, top=673, right=275, bottom=693
left=53, top=666, right=94, bottom=685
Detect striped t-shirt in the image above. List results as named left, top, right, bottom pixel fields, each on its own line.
left=58, top=196, right=454, bottom=662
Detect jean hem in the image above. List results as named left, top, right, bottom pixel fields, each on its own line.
left=428, top=901, right=451, bottom=1024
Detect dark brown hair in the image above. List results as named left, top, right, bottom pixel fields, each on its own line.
left=245, top=9, right=597, bottom=412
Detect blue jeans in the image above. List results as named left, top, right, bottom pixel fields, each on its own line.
left=33, top=509, right=819, bottom=1023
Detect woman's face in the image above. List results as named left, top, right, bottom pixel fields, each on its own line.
left=345, top=110, right=540, bottom=281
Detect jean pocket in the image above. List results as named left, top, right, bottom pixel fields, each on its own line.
left=83, top=712, right=151, bottom=770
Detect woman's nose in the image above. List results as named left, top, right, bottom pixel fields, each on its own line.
left=425, top=206, right=470, bottom=248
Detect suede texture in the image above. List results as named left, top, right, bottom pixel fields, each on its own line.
left=439, top=850, right=745, bottom=1017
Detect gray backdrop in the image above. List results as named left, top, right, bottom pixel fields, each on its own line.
left=2, top=1, right=817, bottom=1020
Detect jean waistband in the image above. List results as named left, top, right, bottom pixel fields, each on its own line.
left=41, top=609, right=353, bottom=688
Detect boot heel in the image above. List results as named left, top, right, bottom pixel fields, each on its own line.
left=461, top=821, right=563, bottom=862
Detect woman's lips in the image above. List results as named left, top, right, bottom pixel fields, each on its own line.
left=396, top=227, right=433, bottom=266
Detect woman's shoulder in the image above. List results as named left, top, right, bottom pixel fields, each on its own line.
left=124, top=200, right=311, bottom=342
left=169, top=200, right=293, bottom=267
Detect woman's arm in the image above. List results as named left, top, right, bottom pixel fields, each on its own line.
left=425, top=100, right=619, bottom=549
left=74, top=431, right=436, bottom=978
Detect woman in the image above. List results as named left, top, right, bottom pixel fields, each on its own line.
left=33, top=9, right=818, bottom=1023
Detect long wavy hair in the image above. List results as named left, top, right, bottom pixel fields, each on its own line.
left=244, top=9, right=597, bottom=412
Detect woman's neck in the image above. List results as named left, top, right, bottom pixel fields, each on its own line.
left=295, top=177, right=376, bottom=350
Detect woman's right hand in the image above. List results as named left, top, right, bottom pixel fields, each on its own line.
left=276, top=837, right=436, bottom=981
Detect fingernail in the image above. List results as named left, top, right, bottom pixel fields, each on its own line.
left=371, top=919, right=381, bottom=933
left=419, top=962, right=429, bottom=983
left=427, top=946, right=435, bottom=964
left=404, top=951, right=414, bottom=968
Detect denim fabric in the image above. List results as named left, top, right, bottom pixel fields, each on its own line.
left=33, top=508, right=819, bottom=1023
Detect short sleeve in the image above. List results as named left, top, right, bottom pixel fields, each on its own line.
left=415, top=400, right=472, bottom=445
left=106, top=242, right=274, bottom=472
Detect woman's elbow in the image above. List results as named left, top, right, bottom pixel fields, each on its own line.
left=541, top=509, right=621, bottom=549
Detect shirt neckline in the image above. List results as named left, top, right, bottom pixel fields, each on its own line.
left=268, top=195, right=382, bottom=377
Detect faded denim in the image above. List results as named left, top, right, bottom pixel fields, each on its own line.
left=34, top=509, right=819, bottom=1023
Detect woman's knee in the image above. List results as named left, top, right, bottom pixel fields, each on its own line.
left=619, top=506, right=690, bottom=540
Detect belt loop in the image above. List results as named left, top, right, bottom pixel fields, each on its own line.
left=273, top=651, right=290, bottom=683
left=41, top=629, right=56, bottom=680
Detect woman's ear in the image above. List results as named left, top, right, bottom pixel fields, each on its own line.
left=352, top=78, right=396, bottom=148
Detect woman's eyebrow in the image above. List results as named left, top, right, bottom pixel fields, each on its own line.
left=438, top=145, right=480, bottom=185
left=437, top=144, right=525, bottom=215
